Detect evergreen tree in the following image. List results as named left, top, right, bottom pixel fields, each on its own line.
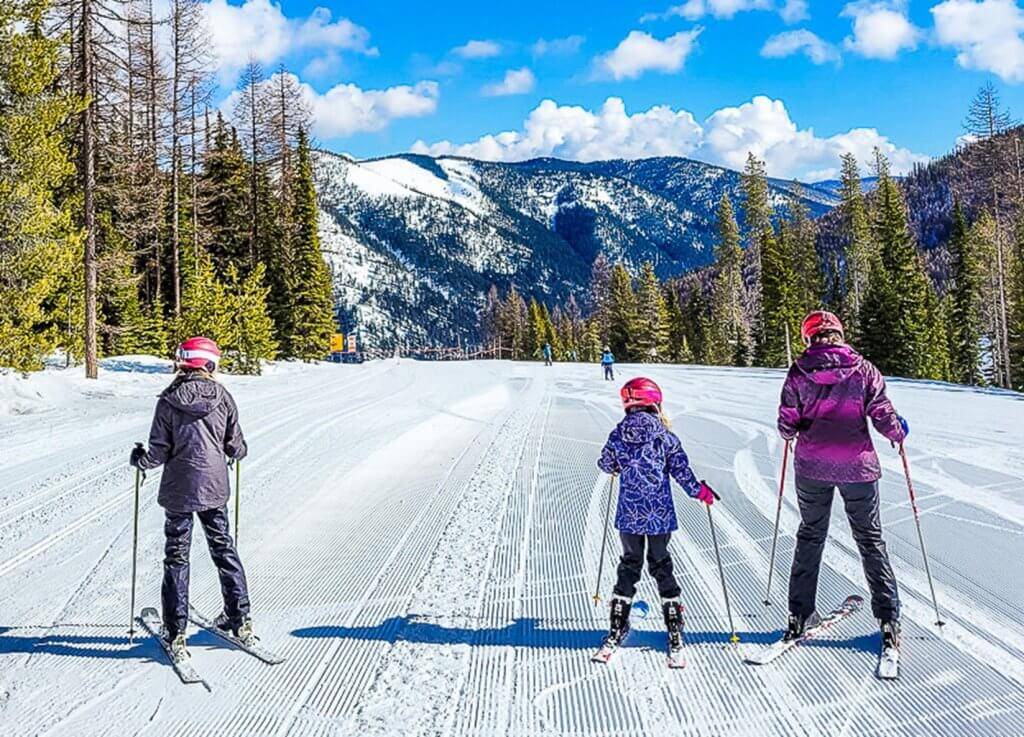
left=222, top=262, right=278, bottom=374
left=742, top=154, right=772, bottom=353
left=479, top=284, right=503, bottom=347
left=838, top=153, right=874, bottom=334
left=501, top=286, right=528, bottom=359
left=709, top=194, right=748, bottom=365
left=582, top=317, right=602, bottom=363
left=664, top=283, right=689, bottom=362
left=201, top=114, right=249, bottom=273
left=285, top=129, right=336, bottom=360
left=526, top=298, right=545, bottom=359
left=587, top=253, right=613, bottom=344
left=787, top=192, right=824, bottom=318
left=0, top=0, right=81, bottom=370
left=632, top=261, right=670, bottom=361
left=758, top=222, right=799, bottom=367
left=177, top=250, right=231, bottom=345
left=606, top=263, right=637, bottom=361
left=682, top=276, right=713, bottom=365
left=540, top=302, right=560, bottom=358
left=1009, top=217, right=1024, bottom=389
left=947, top=202, right=984, bottom=385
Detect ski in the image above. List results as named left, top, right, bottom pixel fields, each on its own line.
left=666, top=642, right=686, bottom=669
left=138, top=607, right=209, bottom=688
left=744, top=595, right=864, bottom=666
left=877, top=645, right=900, bottom=680
left=188, top=605, right=285, bottom=665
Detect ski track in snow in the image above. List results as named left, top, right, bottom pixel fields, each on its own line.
left=1, top=360, right=1024, bottom=736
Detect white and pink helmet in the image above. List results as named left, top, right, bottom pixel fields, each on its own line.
left=175, top=336, right=221, bottom=372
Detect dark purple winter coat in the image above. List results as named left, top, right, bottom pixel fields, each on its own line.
left=137, top=373, right=247, bottom=514
left=778, top=343, right=905, bottom=484
left=598, top=411, right=703, bottom=535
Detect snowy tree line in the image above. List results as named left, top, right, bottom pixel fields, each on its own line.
left=481, top=87, right=1024, bottom=390
left=0, top=0, right=335, bottom=375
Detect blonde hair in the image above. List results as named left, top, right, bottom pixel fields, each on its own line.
left=176, top=367, right=216, bottom=381
left=658, top=405, right=672, bottom=430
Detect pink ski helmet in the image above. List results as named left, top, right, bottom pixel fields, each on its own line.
left=800, top=310, right=844, bottom=345
left=620, top=377, right=663, bottom=410
left=175, top=336, right=221, bottom=371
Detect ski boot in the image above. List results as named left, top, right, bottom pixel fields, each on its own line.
left=214, top=612, right=259, bottom=647
left=662, top=597, right=685, bottom=668
left=783, top=610, right=822, bottom=643
left=591, top=595, right=631, bottom=663
left=878, top=619, right=901, bottom=679
left=161, top=628, right=190, bottom=664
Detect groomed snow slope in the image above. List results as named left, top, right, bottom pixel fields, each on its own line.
left=1, top=359, right=1023, bottom=736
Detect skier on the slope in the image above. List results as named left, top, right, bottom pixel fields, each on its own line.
left=600, top=347, right=615, bottom=381
left=542, top=342, right=553, bottom=366
left=130, top=336, right=255, bottom=661
left=597, top=377, right=716, bottom=655
left=777, top=311, right=907, bottom=653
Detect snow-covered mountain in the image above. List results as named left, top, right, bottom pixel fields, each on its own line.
left=313, top=151, right=839, bottom=350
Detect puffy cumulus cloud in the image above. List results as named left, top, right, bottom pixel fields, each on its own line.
left=641, top=0, right=804, bottom=23
left=592, top=29, right=702, bottom=80
left=452, top=40, right=502, bottom=59
left=761, top=29, right=841, bottom=65
left=410, top=95, right=927, bottom=181
left=412, top=98, right=703, bottom=162
left=205, top=0, right=376, bottom=84
left=224, top=72, right=439, bottom=138
left=932, top=0, right=1024, bottom=82
left=531, top=35, right=586, bottom=57
left=841, top=1, right=922, bottom=60
left=482, top=68, right=537, bottom=97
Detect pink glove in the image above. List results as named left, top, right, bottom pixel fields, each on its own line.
left=695, top=482, right=716, bottom=506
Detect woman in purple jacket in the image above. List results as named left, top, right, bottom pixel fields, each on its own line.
left=597, top=377, right=716, bottom=656
left=777, top=311, right=907, bottom=652
left=130, top=337, right=254, bottom=661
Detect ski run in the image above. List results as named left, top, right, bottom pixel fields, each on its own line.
left=2, top=356, right=1024, bottom=736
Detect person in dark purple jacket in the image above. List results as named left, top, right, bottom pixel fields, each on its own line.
left=777, top=311, right=908, bottom=651
left=597, top=377, right=715, bottom=653
left=130, top=337, right=254, bottom=661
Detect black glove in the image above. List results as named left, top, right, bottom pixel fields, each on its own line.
left=130, top=444, right=146, bottom=469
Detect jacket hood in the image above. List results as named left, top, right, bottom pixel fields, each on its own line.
left=796, top=343, right=863, bottom=386
left=618, top=410, right=666, bottom=444
left=162, top=374, right=226, bottom=417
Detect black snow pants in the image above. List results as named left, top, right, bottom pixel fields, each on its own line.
left=788, top=477, right=900, bottom=622
left=613, top=532, right=681, bottom=599
left=603, top=365, right=614, bottom=381
left=162, top=506, right=250, bottom=637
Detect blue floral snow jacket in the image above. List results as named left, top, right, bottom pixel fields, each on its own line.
left=598, top=411, right=703, bottom=535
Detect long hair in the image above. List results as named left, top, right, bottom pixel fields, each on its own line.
left=628, top=404, right=672, bottom=429
left=811, top=330, right=844, bottom=347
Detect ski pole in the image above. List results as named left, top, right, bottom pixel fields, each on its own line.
left=763, top=438, right=791, bottom=607
left=592, top=474, right=617, bottom=606
left=128, top=444, right=143, bottom=644
left=234, top=460, right=241, bottom=544
left=704, top=486, right=739, bottom=643
left=899, top=443, right=945, bottom=628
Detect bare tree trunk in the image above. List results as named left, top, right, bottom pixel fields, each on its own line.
left=191, top=83, right=199, bottom=270
left=146, top=0, right=161, bottom=301
left=80, top=0, right=98, bottom=378
left=248, top=77, right=258, bottom=267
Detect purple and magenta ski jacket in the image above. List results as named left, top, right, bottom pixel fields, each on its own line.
left=778, top=343, right=905, bottom=484
left=598, top=410, right=703, bottom=535
left=137, top=373, right=247, bottom=513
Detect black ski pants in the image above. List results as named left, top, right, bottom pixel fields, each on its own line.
left=613, top=532, right=681, bottom=599
left=603, top=365, right=614, bottom=381
left=162, top=506, right=250, bottom=638
left=788, top=476, right=900, bottom=622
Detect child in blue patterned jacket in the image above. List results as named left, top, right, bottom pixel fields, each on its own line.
left=597, top=377, right=716, bottom=654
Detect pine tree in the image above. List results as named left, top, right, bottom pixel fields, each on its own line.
left=526, top=298, right=545, bottom=359
left=222, top=262, right=277, bottom=374
left=587, top=253, right=613, bottom=344
left=1008, top=217, right=1024, bottom=389
left=787, top=192, right=824, bottom=319
left=606, top=263, right=637, bottom=361
left=501, top=286, right=528, bottom=359
left=177, top=249, right=230, bottom=344
left=709, top=194, right=748, bottom=365
left=742, top=154, right=772, bottom=353
left=285, top=129, right=335, bottom=360
left=758, top=222, right=798, bottom=367
left=947, top=202, right=984, bottom=385
left=201, top=114, right=249, bottom=272
left=682, top=276, right=713, bottom=365
left=632, top=261, right=669, bottom=361
left=838, top=153, right=874, bottom=334
left=664, top=283, right=689, bottom=363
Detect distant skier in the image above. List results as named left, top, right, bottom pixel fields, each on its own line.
left=777, top=311, right=907, bottom=656
left=130, top=336, right=255, bottom=662
left=542, top=342, right=553, bottom=366
left=600, top=347, right=615, bottom=380
left=596, top=377, right=716, bottom=661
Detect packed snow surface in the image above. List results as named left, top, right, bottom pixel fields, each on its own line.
left=2, top=358, right=1023, bottom=736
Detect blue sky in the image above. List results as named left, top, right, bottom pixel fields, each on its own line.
left=205, top=0, right=1024, bottom=180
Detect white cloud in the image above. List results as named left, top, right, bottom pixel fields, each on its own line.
left=841, top=1, right=922, bottom=60
left=641, top=0, right=804, bottom=22
left=592, top=29, right=702, bottom=80
left=224, top=72, right=439, bottom=138
left=410, top=95, right=927, bottom=181
left=932, top=0, right=1024, bottom=82
left=532, top=35, right=586, bottom=57
left=761, top=29, right=841, bottom=65
left=452, top=40, right=502, bottom=59
left=482, top=68, right=537, bottom=97
left=204, top=0, right=377, bottom=84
